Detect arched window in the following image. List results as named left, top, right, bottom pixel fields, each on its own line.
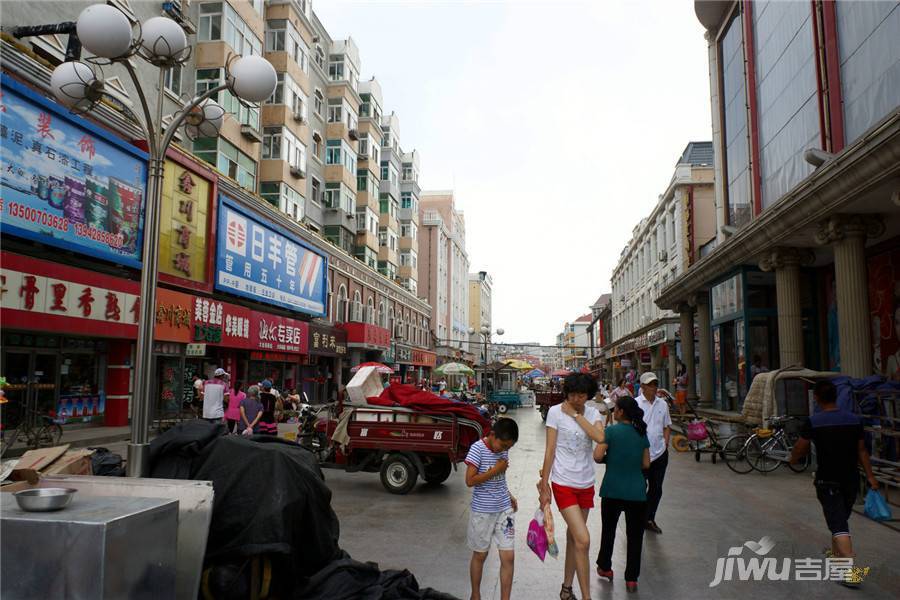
left=337, top=285, right=348, bottom=323
left=366, top=296, right=375, bottom=324
left=328, top=278, right=334, bottom=322
left=352, top=290, right=362, bottom=322
left=388, top=306, right=395, bottom=336
left=378, top=301, right=386, bottom=328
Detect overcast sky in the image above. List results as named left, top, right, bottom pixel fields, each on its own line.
left=316, top=0, right=712, bottom=346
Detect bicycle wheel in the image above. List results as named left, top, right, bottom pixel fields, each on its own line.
left=785, top=433, right=810, bottom=473
left=747, top=436, right=780, bottom=472
left=723, top=434, right=753, bottom=474
left=37, top=423, right=63, bottom=448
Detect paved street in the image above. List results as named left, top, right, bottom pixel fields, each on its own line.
left=328, top=406, right=900, bottom=599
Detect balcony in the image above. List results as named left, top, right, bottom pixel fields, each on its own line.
left=399, top=236, right=415, bottom=251
left=398, top=207, right=418, bottom=222
left=379, top=211, right=399, bottom=233
left=378, top=246, right=398, bottom=267
left=379, top=178, right=400, bottom=202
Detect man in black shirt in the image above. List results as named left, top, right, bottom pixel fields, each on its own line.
left=790, top=380, right=878, bottom=584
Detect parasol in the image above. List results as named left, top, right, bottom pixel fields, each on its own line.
left=434, top=362, right=475, bottom=376
left=524, top=368, right=546, bottom=378
left=503, top=359, right=534, bottom=371
left=350, top=362, right=393, bottom=374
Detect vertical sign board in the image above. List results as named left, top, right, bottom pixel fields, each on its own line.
left=215, top=195, right=328, bottom=317
left=0, top=75, right=147, bottom=268
left=158, top=157, right=212, bottom=288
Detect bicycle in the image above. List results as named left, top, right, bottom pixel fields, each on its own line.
left=0, top=406, right=64, bottom=458
left=745, top=416, right=810, bottom=473
left=723, top=431, right=755, bottom=474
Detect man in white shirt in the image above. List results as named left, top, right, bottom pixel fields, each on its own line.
left=202, top=368, right=230, bottom=423
left=636, top=371, right=671, bottom=534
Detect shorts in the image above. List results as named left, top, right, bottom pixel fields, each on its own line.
left=552, top=482, right=595, bottom=510
left=467, top=508, right=515, bottom=552
left=815, top=479, right=857, bottom=537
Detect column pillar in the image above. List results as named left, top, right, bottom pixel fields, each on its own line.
left=678, top=304, right=697, bottom=402
left=817, top=215, right=885, bottom=378
left=667, top=340, right=677, bottom=389
left=105, top=340, right=133, bottom=427
left=759, top=248, right=815, bottom=368
left=695, top=294, right=714, bottom=408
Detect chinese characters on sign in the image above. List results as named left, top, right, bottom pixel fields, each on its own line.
left=308, top=325, right=347, bottom=356
left=215, top=196, right=328, bottom=316
left=340, top=322, right=391, bottom=349
left=0, top=76, right=147, bottom=268
left=159, top=159, right=211, bottom=284
left=251, top=313, right=308, bottom=354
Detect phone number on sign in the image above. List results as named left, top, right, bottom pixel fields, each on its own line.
left=1, top=198, right=124, bottom=248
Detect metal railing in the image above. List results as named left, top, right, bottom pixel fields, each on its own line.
left=854, top=388, right=900, bottom=508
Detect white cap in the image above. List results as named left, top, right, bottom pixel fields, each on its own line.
left=214, top=368, right=227, bottom=377
left=639, top=372, right=659, bottom=385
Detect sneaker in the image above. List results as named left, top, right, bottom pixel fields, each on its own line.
left=645, top=520, right=662, bottom=534
left=626, top=582, right=638, bottom=593
left=837, top=566, right=869, bottom=589
left=596, top=567, right=614, bottom=581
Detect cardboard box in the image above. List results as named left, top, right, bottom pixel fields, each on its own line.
left=346, top=366, right=384, bottom=405
left=43, top=449, right=94, bottom=476
left=5, top=445, right=93, bottom=482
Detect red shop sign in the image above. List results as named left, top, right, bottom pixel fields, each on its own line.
left=250, top=311, right=308, bottom=354
left=411, top=349, right=437, bottom=368
left=190, top=295, right=252, bottom=348
left=340, top=322, right=391, bottom=349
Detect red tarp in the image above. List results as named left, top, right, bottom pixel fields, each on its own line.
left=367, top=383, right=491, bottom=448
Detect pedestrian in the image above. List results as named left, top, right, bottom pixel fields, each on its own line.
left=224, top=381, right=246, bottom=433
left=672, top=363, right=689, bottom=415
left=465, top=418, right=519, bottom=600
left=790, top=380, right=879, bottom=588
left=538, top=373, right=604, bottom=600
left=257, top=379, right=279, bottom=435
left=239, top=384, right=263, bottom=435
left=594, top=396, right=651, bottom=593
left=635, top=372, right=671, bottom=534
left=202, top=368, right=229, bottom=424
left=191, top=373, right=204, bottom=415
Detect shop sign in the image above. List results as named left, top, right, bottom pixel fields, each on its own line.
left=308, top=324, right=347, bottom=357
left=340, top=322, right=391, bottom=349
left=0, top=76, right=147, bottom=268
left=153, top=341, right=183, bottom=356
left=155, top=288, right=193, bottom=343
left=186, top=343, right=206, bottom=356
left=1, top=251, right=139, bottom=339
left=640, top=351, right=652, bottom=363
left=393, top=344, right=437, bottom=368
left=396, top=344, right=412, bottom=363
left=621, top=358, right=632, bottom=368
left=647, top=327, right=667, bottom=346
left=159, top=158, right=212, bottom=287
left=250, top=350, right=295, bottom=362
left=192, top=296, right=252, bottom=348
left=215, top=195, right=327, bottom=317
left=250, top=312, right=308, bottom=354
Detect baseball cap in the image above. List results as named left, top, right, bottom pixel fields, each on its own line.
left=639, top=372, right=659, bottom=385
left=261, top=379, right=273, bottom=389
left=214, top=368, right=227, bottom=377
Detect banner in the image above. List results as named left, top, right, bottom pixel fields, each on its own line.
left=0, top=76, right=147, bottom=268
left=215, top=195, right=327, bottom=316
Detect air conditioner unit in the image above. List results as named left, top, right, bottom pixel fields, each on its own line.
left=289, top=165, right=306, bottom=179
left=348, top=128, right=359, bottom=141
left=292, top=110, right=305, bottom=123
left=658, top=250, right=668, bottom=262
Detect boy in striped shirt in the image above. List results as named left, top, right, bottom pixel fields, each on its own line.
left=465, top=418, right=519, bottom=600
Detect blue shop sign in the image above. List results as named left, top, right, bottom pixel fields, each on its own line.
left=215, top=195, right=328, bottom=317
left=0, top=75, right=147, bottom=268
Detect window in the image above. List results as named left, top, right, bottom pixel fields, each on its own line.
left=358, top=134, right=369, bottom=157
left=314, top=89, right=324, bottom=117
left=401, top=164, right=415, bottom=182
left=325, top=139, right=357, bottom=172
left=380, top=162, right=388, bottom=181
left=265, top=19, right=308, bottom=71
left=310, top=177, right=321, bottom=205
left=378, top=226, right=388, bottom=248
left=263, top=127, right=306, bottom=169
left=261, top=181, right=305, bottom=221
left=262, top=127, right=281, bottom=159
left=196, top=68, right=259, bottom=129
left=324, top=183, right=354, bottom=213
left=400, top=221, right=417, bottom=240
left=326, top=139, right=341, bottom=165
left=199, top=2, right=261, bottom=57
left=198, top=2, right=222, bottom=42
left=314, top=45, right=325, bottom=70
left=360, top=94, right=371, bottom=117
left=327, top=98, right=342, bottom=123
left=328, top=55, right=344, bottom=81
left=193, top=137, right=257, bottom=191
left=164, top=63, right=182, bottom=95
left=720, top=6, right=751, bottom=229
left=400, top=191, right=416, bottom=211
left=400, top=250, right=417, bottom=268
left=381, top=129, right=391, bottom=148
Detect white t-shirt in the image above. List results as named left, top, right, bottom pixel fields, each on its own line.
left=546, top=403, right=601, bottom=489
left=637, top=393, right=672, bottom=461
left=202, top=379, right=227, bottom=419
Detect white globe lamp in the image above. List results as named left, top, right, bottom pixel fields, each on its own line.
left=140, top=17, right=187, bottom=60
left=184, top=99, right=225, bottom=138
left=228, top=55, right=277, bottom=102
left=50, top=61, right=99, bottom=109
left=76, top=4, right=133, bottom=59
left=496, top=328, right=505, bottom=336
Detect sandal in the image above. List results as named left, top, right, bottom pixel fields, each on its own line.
left=560, top=584, right=578, bottom=600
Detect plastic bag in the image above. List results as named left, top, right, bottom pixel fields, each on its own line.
left=526, top=509, right=548, bottom=561
left=864, top=490, right=892, bottom=522
left=686, top=420, right=708, bottom=441
left=543, top=505, right=558, bottom=559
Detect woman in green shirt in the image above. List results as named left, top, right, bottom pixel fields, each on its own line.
left=593, top=396, right=651, bottom=593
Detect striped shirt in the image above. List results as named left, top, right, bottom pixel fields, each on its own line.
left=465, top=439, right=511, bottom=513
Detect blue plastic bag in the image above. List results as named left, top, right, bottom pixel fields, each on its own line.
left=863, top=490, right=892, bottom=522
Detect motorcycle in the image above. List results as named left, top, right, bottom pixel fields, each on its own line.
left=296, top=403, right=334, bottom=461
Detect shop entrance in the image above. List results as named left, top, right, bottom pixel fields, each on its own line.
left=2, top=350, right=58, bottom=429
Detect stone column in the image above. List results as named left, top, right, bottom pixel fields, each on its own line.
left=678, top=304, right=697, bottom=401
left=817, top=215, right=885, bottom=378
left=667, top=340, right=678, bottom=390
left=759, top=248, right=815, bottom=369
left=695, top=294, right=715, bottom=408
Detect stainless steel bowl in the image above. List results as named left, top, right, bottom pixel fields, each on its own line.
left=13, top=487, right=77, bottom=512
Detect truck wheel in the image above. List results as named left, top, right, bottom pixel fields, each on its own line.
left=380, top=454, right=418, bottom=494
left=539, top=406, right=548, bottom=421
left=423, top=457, right=453, bottom=485
left=497, top=404, right=508, bottom=414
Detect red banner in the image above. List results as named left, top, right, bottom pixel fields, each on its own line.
left=411, top=349, right=437, bottom=367
left=250, top=311, right=308, bottom=354
left=340, top=322, right=391, bottom=349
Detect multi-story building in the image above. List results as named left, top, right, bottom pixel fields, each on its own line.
left=378, top=112, right=401, bottom=282
left=468, top=271, right=493, bottom=361
left=556, top=315, right=592, bottom=371
left=586, top=294, right=611, bottom=377
left=354, top=77, right=382, bottom=271
left=419, top=191, right=471, bottom=362
left=657, top=1, right=900, bottom=413
left=0, top=0, right=438, bottom=426
left=610, top=141, right=715, bottom=385
left=399, top=150, right=421, bottom=295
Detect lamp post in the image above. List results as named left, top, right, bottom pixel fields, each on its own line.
left=41, top=4, right=277, bottom=477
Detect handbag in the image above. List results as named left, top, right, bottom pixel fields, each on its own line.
left=686, top=420, right=709, bottom=441
left=863, top=490, right=892, bottom=522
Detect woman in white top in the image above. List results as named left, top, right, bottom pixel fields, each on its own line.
left=539, top=373, right=605, bottom=600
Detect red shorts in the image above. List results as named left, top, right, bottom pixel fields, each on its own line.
left=551, top=482, right=595, bottom=510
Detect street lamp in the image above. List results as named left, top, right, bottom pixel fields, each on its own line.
left=44, top=4, right=277, bottom=477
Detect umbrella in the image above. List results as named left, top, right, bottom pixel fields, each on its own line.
left=503, top=359, right=533, bottom=371
left=351, top=362, right=393, bottom=374
left=434, top=362, right=475, bottom=376
left=550, top=368, right=572, bottom=377
left=525, top=368, right=546, bottom=378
